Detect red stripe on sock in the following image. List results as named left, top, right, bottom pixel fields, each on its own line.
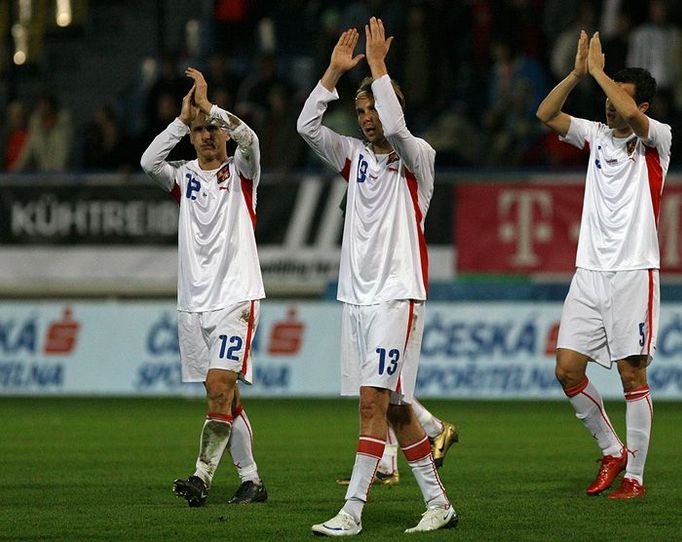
left=357, top=436, right=385, bottom=458
left=625, top=384, right=650, bottom=401
left=402, top=435, right=431, bottom=462
left=564, top=377, right=589, bottom=397
left=207, top=412, right=233, bottom=423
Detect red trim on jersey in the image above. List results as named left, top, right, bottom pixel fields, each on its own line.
left=206, top=412, right=233, bottom=423
left=645, top=146, right=663, bottom=226
left=625, top=384, right=650, bottom=402
left=171, top=182, right=181, bottom=204
left=405, top=168, right=429, bottom=294
left=241, top=301, right=255, bottom=375
left=231, top=404, right=244, bottom=418
left=564, top=376, right=589, bottom=397
left=401, top=435, right=431, bottom=462
left=240, top=174, right=257, bottom=228
left=339, top=158, right=352, bottom=182
left=646, top=269, right=654, bottom=355
left=357, top=436, right=386, bottom=458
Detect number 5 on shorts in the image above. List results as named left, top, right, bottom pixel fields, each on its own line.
left=376, top=347, right=399, bottom=375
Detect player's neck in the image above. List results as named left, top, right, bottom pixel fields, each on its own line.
left=371, top=139, right=393, bottom=155
left=612, top=126, right=634, bottom=139
left=197, top=154, right=228, bottom=170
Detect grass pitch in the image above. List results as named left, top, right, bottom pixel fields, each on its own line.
left=1, top=397, right=680, bottom=541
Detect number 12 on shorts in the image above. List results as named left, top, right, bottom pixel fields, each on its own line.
left=376, top=347, right=399, bottom=375
left=219, top=334, right=243, bottom=361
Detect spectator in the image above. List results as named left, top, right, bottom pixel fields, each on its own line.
left=259, top=83, right=304, bottom=177
left=82, top=104, right=134, bottom=172
left=144, top=52, right=186, bottom=135
left=204, top=52, right=241, bottom=109
left=602, top=10, right=634, bottom=76
left=11, top=93, right=73, bottom=172
left=482, top=34, right=549, bottom=165
left=2, top=100, right=29, bottom=170
left=627, top=0, right=682, bottom=104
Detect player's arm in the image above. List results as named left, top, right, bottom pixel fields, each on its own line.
left=587, top=32, right=650, bottom=139
left=366, top=17, right=434, bottom=183
left=536, top=30, right=588, bottom=137
left=140, top=85, right=196, bottom=191
left=186, top=67, right=260, bottom=179
left=297, top=28, right=362, bottom=174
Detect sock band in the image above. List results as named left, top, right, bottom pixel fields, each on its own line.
left=564, top=377, right=589, bottom=397
left=207, top=412, right=233, bottom=423
left=357, top=435, right=386, bottom=458
left=401, top=434, right=431, bottom=462
left=625, top=385, right=650, bottom=402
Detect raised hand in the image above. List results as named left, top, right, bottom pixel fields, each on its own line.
left=179, top=85, right=198, bottom=126
left=320, top=28, right=365, bottom=91
left=329, top=28, right=365, bottom=74
left=185, top=67, right=212, bottom=114
left=587, top=32, right=605, bottom=76
left=573, top=30, right=588, bottom=79
left=365, top=17, right=393, bottom=77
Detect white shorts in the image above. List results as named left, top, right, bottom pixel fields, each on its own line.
left=178, top=300, right=260, bottom=383
left=557, top=268, right=659, bottom=367
left=340, top=300, right=424, bottom=404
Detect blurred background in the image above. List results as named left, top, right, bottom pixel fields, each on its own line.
left=1, top=0, right=681, bottom=401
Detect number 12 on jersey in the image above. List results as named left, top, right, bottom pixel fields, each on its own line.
left=376, top=347, right=399, bottom=375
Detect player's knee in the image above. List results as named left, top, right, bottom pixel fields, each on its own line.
left=555, top=364, right=583, bottom=389
left=205, top=381, right=233, bottom=411
left=387, top=404, right=411, bottom=429
left=359, top=398, right=384, bottom=423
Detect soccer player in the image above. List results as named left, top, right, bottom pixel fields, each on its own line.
left=298, top=18, right=457, bottom=535
left=536, top=31, right=672, bottom=499
left=141, top=67, right=267, bottom=507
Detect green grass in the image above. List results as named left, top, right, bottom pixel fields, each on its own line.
left=0, top=398, right=680, bottom=541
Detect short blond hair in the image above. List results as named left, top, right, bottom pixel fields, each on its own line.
left=355, top=76, right=406, bottom=110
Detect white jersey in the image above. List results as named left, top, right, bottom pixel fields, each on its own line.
left=561, top=116, right=672, bottom=270
left=141, top=106, right=265, bottom=311
left=297, top=75, right=435, bottom=304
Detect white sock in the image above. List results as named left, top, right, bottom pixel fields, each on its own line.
left=624, top=385, right=653, bottom=484
left=378, top=426, right=398, bottom=474
left=402, top=434, right=449, bottom=508
left=565, top=378, right=623, bottom=457
left=342, top=435, right=385, bottom=523
left=194, top=413, right=232, bottom=487
left=412, top=399, right=444, bottom=439
left=227, top=406, right=261, bottom=484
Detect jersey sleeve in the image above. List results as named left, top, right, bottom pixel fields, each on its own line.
left=297, top=82, right=358, bottom=179
left=140, top=118, right=188, bottom=191
left=559, top=116, right=596, bottom=150
left=372, top=75, right=435, bottom=191
left=207, top=105, right=261, bottom=184
left=643, top=117, right=673, bottom=157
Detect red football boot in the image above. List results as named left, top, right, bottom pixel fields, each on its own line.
left=608, top=477, right=646, bottom=499
left=585, top=450, right=627, bottom=495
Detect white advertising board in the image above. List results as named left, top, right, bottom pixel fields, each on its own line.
left=1, top=301, right=681, bottom=400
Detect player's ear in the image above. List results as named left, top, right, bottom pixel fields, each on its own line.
left=638, top=102, right=650, bottom=114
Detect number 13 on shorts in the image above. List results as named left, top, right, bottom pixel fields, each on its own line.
left=376, top=347, right=400, bottom=375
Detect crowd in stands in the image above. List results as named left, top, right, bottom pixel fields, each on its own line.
left=1, top=0, right=681, bottom=175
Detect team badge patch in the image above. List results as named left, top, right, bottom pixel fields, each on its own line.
left=626, top=137, right=637, bottom=157
left=217, top=164, right=231, bottom=183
